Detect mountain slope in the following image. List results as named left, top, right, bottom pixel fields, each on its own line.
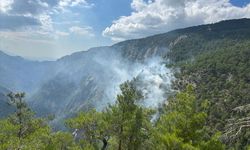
left=0, top=51, right=53, bottom=93
left=173, top=41, right=250, bottom=149
left=112, top=18, right=250, bottom=62
left=0, top=18, right=250, bottom=129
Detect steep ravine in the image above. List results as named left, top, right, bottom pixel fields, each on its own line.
left=0, top=18, right=250, bottom=127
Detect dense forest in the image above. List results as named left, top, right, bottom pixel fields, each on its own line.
left=0, top=19, right=250, bottom=149
left=0, top=83, right=226, bottom=149
left=173, top=42, right=250, bottom=149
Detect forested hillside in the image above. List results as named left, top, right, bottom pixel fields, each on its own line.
left=0, top=18, right=249, bottom=149
left=0, top=83, right=226, bottom=149
left=174, top=41, right=250, bottom=149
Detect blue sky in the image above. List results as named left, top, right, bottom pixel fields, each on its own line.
left=230, top=0, right=250, bottom=7
left=0, top=0, right=250, bottom=60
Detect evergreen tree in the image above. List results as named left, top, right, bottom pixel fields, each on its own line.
left=67, top=110, right=110, bottom=150
left=154, top=85, right=225, bottom=150
left=0, top=92, right=51, bottom=149
left=0, top=92, right=79, bottom=149
left=106, top=81, right=153, bottom=150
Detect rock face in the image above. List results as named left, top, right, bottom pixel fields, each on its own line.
left=0, top=18, right=250, bottom=124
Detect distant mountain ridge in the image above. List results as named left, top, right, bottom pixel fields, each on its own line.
left=0, top=18, right=250, bottom=125
left=113, top=18, right=250, bottom=62
left=0, top=50, right=53, bottom=93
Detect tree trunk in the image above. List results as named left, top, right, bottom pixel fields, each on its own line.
left=101, top=138, right=108, bottom=150
left=118, top=125, right=123, bottom=150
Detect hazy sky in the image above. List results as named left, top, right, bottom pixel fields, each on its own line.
left=0, top=0, right=250, bottom=60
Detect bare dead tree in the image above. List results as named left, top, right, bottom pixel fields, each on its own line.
left=222, top=104, right=250, bottom=143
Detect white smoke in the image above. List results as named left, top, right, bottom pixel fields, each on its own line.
left=134, top=58, right=175, bottom=108
left=93, top=54, right=175, bottom=109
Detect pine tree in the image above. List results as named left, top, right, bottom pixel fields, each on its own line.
left=0, top=92, right=79, bottom=149
left=155, top=85, right=225, bottom=149
left=106, top=81, right=153, bottom=150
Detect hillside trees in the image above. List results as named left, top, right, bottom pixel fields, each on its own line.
left=0, top=92, right=51, bottom=149
left=0, top=92, right=79, bottom=149
left=66, top=110, right=109, bottom=149
left=67, top=82, right=225, bottom=150
left=154, top=85, right=225, bottom=150
left=67, top=81, right=154, bottom=150
left=174, top=42, right=250, bottom=149
left=0, top=83, right=226, bottom=149
left=105, top=81, right=153, bottom=150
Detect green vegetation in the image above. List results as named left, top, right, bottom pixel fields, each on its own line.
left=154, top=85, right=224, bottom=150
left=173, top=41, right=250, bottom=149
left=162, top=20, right=250, bottom=149
left=1, top=19, right=250, bottom=149
left=0, top=92, right=80, bottom=149
left=0, top=82, right=225, bottom=149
